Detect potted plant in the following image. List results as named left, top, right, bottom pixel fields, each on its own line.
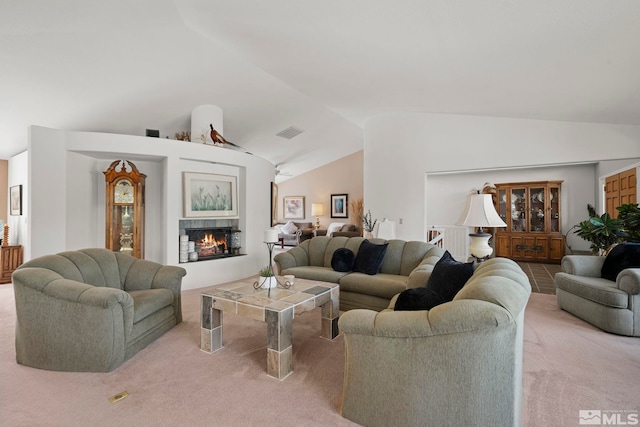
left=259, top=266, right=276, bottom=289
left=616, top=203, right=640, bottom=242
left=360, top=210, right=377, bottom=239
left=574, top=204, right=626, bottom=255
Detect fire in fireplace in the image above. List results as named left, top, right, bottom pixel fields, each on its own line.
left=184, top=227, right=239, bottom=260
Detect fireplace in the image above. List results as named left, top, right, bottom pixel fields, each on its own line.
left=184, top=227, right=241, bottom=260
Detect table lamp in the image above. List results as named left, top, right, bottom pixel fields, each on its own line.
left=311, top=203, right=324, bottom=230
left=456, top=192, right=507, bottom=261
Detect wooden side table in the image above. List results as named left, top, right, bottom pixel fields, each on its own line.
left=1, top=245, right=24, bottom=284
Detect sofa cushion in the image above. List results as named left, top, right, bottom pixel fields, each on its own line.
left=353, top=240, right=388, bottom=275
left=601, top=243, right=640, bottom=281
left=339, top=273, right=409, bottom=299
left=129, top=288, right=174, bottom=323
left=394, top=287, right=446, bottom=311
left=281, top=221, right=298, bottom=234
left=331, top=248, right=355, bottom=272
left=555, top=272, right=629, bottom=308
left=425, top=250, right=474, bottom=302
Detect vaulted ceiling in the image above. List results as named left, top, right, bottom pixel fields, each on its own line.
left=2, top=1, right=639, bottom=180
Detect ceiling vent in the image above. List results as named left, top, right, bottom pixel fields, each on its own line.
left=276, top=126, right=304, bottom=139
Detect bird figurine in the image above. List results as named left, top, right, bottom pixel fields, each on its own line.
left=209, top=124, right=252, bottom=154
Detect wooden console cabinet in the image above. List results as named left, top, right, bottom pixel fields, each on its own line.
left=494, top=181, right=565, bottom=263
left=1, top=245, right=24, bottom=284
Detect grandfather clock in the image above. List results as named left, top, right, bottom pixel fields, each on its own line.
left=104, top=160, right=146, bottom=258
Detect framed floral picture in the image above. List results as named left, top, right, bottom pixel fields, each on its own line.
left=183, top=172, right=238, bottom=218
left=331, top=194, right=348, bottom=218
left=283, top=196, right=305, bottom=219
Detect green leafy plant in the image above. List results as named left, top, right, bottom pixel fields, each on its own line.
left=616, top=203, right=640, bottom=242
left=259, top=266, right=275, bottom=277
left=360, top=210, right=377, bottom=233
left=574, top=204, right=626, bottom=255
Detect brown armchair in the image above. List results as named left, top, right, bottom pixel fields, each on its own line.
left=330, top=224, right=360, bottom=238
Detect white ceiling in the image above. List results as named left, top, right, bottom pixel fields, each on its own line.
left=2, top=1, right=639, bottom=180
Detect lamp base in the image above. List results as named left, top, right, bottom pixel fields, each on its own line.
left=468, top=232, right=493, bottom=262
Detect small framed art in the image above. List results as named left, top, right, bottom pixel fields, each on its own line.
left=283, top=196, right=305, bottom=219
left=331, top=194, right=348, bottom=218
left=10, top=185, right=22, bottom=216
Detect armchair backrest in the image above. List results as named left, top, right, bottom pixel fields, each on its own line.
left=16, top=248, right=162, bottom=290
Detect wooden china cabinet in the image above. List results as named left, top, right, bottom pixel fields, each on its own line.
left=104, top=160, right=146, bottom=259
left=493, top=181, right=565, bottom=263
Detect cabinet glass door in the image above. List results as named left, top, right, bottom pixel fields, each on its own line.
left=498, top=189, right=508, bottom=225
left=511, top=188, right=526, bottom=232
left=529, top=186, right=546, bottom=232
left=549, top=186, right=560, bottom=232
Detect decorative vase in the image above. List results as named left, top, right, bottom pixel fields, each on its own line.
left=260, top=276, right=276, bottom=289
left=364, top=231, right=373, bottom=239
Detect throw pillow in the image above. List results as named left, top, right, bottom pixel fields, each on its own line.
left=394, top=287, right=446, bottom=311
left=331, top=248, right=355, bottom=272
left=352, top=240, right=388, bottom=275
left=281, top=221, right=298, bottom=234
left=601, top=243, right=640, bottom=281
left=425, top=250, right=475, bottom=302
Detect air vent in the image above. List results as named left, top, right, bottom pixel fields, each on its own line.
left=276, top=126, right=304, bottom=139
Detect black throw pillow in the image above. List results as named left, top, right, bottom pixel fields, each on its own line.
left=601, top=243, right=640, bottom=281
left=425, top=250, right=475, bottom=302
left=394, top=287, right=446, bottom=311
left=331, top=248, right=355, bottom=272
left=352, top=240, right=389, bottom=275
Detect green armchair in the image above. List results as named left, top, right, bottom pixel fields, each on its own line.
left=12, top=248, right=186, bottom=372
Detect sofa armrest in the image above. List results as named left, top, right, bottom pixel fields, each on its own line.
left=151, top=265, right=187, bottom=323
left=332, top=231, right=360, bottom=238
left=561, top=255, right=605, bottom=277
left=618, top=268, right=640, bottom=295
left=274, top=245, right=310, bottom=273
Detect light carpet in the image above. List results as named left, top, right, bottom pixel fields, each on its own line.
left=1, top=284, right=638, bottom=426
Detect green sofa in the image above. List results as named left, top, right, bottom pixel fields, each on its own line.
left=555, top=255, right=640, bottom=336
left=12, top=248, right=186, bottom=372
left=274, top=236, right=445, bottom=311
left=339, top=258, right=532, bottom=427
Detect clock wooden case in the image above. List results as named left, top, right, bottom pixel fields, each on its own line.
left=104, top=160, right=146, bottom=259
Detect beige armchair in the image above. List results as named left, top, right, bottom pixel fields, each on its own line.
left=338, top=258, right=531, bottom=427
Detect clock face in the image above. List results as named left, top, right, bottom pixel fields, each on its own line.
left=114, top=179, right=134, bottom=204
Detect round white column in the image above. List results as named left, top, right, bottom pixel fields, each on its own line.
left=191, top=105, right=223, bottom=144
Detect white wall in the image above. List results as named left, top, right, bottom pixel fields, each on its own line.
left=7, top=151, right=28, bottom=251
left=364, top=112, right=640, bottom=242
left=26, top=126, right=275, bottom=290
left=276, top=151, right=364, bottom=228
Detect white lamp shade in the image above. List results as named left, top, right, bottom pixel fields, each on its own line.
left=311, top=203, right=324, bottom=216
left=456, top=194, right=507, bottom=228
left=264, top=228, right=279, bottom=243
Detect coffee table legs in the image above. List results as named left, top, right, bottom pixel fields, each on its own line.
left=266, top=306, right=294, bottom=380
left=320, top=286, right=340, bottom=340
left=200, top=295, right=223, bottom=353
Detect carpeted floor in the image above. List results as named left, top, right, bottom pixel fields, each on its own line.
left=1, top=283, right=638, bottom=426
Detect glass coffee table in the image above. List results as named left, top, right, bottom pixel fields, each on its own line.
left=200, top=276, right=340, bottom=380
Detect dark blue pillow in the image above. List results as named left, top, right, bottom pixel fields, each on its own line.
left=353, top=240, right=388, bottom=275
left=331, top=248, right=355, bottom=272
left=394, top=287, right=446, bottom=311
left=425, top=250, right=474, bottom=302
left=601, top=243, right=640, bottom=281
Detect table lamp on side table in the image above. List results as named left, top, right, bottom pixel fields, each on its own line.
left=456, top=192, right=507, bottom=262
left=311, top=203, right=324, bottom=230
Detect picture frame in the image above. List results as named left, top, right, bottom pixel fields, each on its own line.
left=271, top=182, right=278, bottom=226
left=331, top=194, right=348, bottom=218
left=283, top=196, right=305, bottom=219
left=183, top=172, right=238, bottom=218
left=10, top=185, right=22, bottom=216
